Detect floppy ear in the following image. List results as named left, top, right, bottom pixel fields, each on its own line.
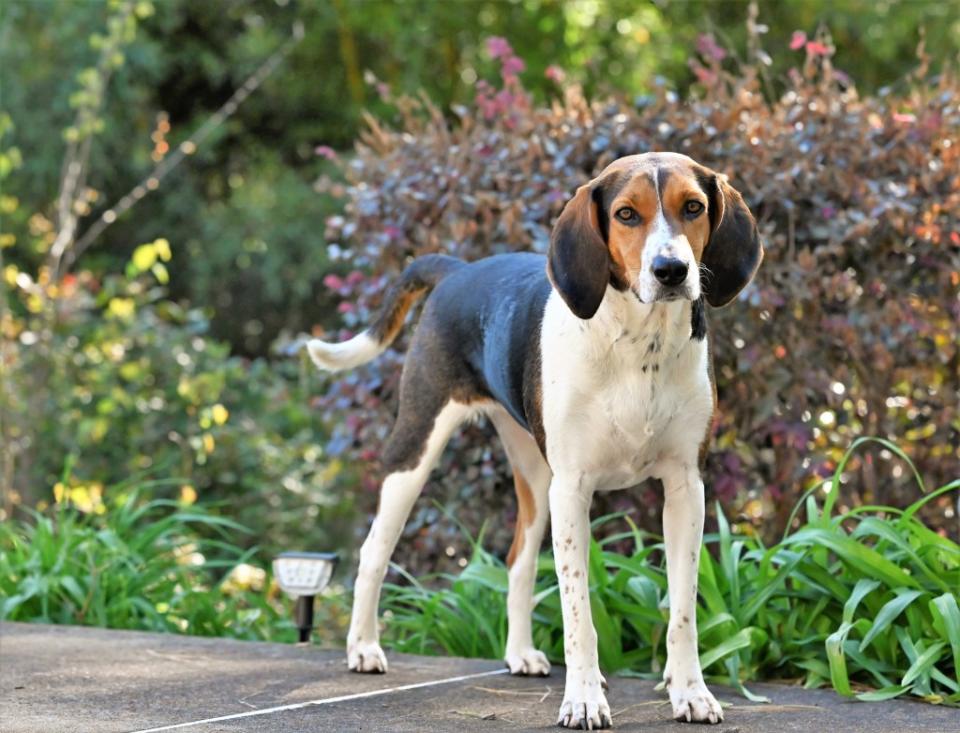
left=547, top=182, right=610, bottom=319
left=699, top=173, right=763, bottom=307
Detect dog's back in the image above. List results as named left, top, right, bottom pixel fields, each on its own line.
left=309, top=252, right=553, bottom=463
left=414, top=253, right=552, bottom=434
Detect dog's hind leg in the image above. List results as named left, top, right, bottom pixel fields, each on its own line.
left=347, top=398, right=474, bottom=673
left=490, top=408, right=552, bottom=676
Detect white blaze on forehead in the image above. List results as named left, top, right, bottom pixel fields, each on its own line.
left=646, top=167, right=689, bottom=259
left=649, top=168, right=675, bottom=255
left=635, top=166, right=701, bottom=302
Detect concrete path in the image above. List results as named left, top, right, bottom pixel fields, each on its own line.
left=1, top=622, right=956, bottom=732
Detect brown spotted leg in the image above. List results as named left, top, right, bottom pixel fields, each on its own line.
left=550, top=475, right=612, bottom=729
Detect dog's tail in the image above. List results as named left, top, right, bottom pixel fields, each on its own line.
left=306, top=254, right=465, bottom=372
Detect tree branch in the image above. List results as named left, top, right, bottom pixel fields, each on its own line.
left=63, top=21, right=305, bottom=276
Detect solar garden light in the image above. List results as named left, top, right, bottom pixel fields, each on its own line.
left=273, top=551, right=338, bottom=643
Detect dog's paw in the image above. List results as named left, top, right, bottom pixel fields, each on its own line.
left=668, top=679, right=723, bottom=724
left=504, top=647, right=551, bottom=676
left=347, top=641, right=388, bottom=674
left=556, top=694, right=611, bottom=730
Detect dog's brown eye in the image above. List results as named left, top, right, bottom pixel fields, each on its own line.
left=684, top=200, right=705, bottom=219
left=615, top=207, right=640, bottom=225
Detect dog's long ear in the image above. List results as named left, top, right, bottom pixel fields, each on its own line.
left=547, top=182, right=610, bottom=319
left=698, top=172, right=763, bottom=307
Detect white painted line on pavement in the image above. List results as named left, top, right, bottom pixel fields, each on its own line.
left=128, top=667, right=510, bottom=732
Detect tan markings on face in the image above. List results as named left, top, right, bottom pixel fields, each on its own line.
left=659, top=168, right=712, bottom=262
left=607, top=172, right=660, bottom=285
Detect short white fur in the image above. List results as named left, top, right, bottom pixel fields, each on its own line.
left=539, top=285, right=719, bottom=727
left=306, top=331, right=383, bottom=372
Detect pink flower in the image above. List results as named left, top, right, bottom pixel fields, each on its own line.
left=696, top=33, right=727, bottom=62
left=545, top=64, right=566, bottom=83
left=892, top=112, right=916, bottom=124
left=691, top=63, right=717, bottom=86
left=475, top=93, right=497, bottom=120
left=789, top=31, right=807, bottom=51
left=323, top=274, right=343, bottom=290
left=805, top=40, right=830, bottom=56
left=314, top=145, right=337, bottom=160
left=486, top=36, right=512, bottom=59
left=501, top=55, right=526, bottom=78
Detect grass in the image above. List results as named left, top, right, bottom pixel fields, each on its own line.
left=379, top=438, right=960, bottom=706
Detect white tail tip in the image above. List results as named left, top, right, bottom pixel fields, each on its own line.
left=305, top=331, right=383, bottom=372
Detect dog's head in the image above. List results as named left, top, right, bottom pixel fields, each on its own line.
left=547, top=152, right=763, bottom=319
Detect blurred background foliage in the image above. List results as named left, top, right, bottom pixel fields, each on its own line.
left=1, top=0, right=958, bottom=594
left=3, top=0, right=958, bottom=351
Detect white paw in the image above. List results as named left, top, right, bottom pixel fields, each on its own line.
left=667, top=677, right=723, bottom=724
left=504, top=647, right=551, bottom=676
left=347, top=640, right=388, bottom=673
left=556, top=691, right=611, bottom=729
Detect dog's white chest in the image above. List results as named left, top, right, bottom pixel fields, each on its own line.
left=539, top=290, right=712, bottom=490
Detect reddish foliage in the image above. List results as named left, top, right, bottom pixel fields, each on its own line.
left=316, top=38, right=960, bottom=573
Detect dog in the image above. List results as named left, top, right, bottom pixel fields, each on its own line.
left=307, top=152, right=762, bottom=729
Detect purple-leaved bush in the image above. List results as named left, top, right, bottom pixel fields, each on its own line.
left=314, top=29, right=959, bottom=574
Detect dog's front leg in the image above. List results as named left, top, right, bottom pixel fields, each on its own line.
left=661, top=462, right=723, bottom=723
left=550, top=478, right=611, bottom=730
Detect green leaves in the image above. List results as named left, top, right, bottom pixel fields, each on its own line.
left=378, top=463, right=959, bottom=708
left=0, top=488, right=291, bottom=642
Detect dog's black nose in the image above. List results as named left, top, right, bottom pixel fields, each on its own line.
left=652, top=256, right=688, bottom=287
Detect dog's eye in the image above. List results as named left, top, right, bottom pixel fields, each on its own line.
left=683, top=200, right=705, bottom=219
left=614, top=207, right=640, bottom=225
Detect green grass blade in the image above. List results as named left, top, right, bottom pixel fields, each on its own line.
left=784, top=528, right=919, bottom=589
left=699, top=627, right=756, bottom=671
left=930, top=593, right=960, bottom=686
left=901, top=642, right=947, bottom=687
left=826, top=621, right=855, bottom=696
left=843, top=578, right=881, bottom=624
left=859, top=590, right=925, bottom=652
left=856, top=685, right=910, bottom=701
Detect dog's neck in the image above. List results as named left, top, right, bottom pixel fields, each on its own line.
left=586, top=287, right=693, bottom=350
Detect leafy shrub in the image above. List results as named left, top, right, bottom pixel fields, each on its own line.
left=1, top=241, right=358, bottom=560
left=0, top=476, right=352, bottom=643
left=0, top=480, right=281, bottom=638
left=315, top=31, right=959, bottom=567
left=380, top=441, right=960, bottom=705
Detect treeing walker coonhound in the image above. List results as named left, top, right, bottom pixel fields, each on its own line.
left=307, top=152, right=762, bottom=729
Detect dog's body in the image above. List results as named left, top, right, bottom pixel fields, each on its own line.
left=308, top=153, right=762, bottom=728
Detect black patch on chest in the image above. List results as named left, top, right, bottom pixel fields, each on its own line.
left=691, top=296, right=707, bottom=340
